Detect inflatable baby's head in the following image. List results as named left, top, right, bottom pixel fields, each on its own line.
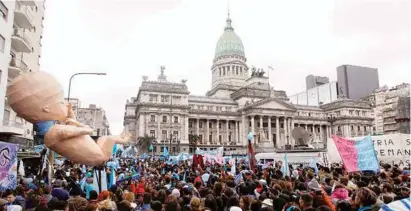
left=7, top=71, right=68, bottom=123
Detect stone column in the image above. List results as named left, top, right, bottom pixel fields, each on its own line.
left=216, top=119, right=220, bottom=144
left=206, top=119, right=210, bottom=144
left=370, top=125, right=374, bottom=135
left=241, top=115, right=245, bottom=145
left=268, top=117, right=272, bottom=144
left=276, top=117, right=280, bottom=148
left=259, top=116, right=263, bottom=142
left=157, top=114, right=161, bottom=142
left=226, top=120, right=229, bottom=145
left=250, top=116, right=255, bottom=133
left=344, top=125, right=349, bottom=137
left=319, top=125, right=323, bottom=142
left=284, top=117, right=288, bottom=146
left=235, top=121, right=239, bottom=143
left=305, top=124, right=308, bottom=131
left=184, top=116, right=189, bottom=143
left=196, top=118, right=199, bottom=136
left=290, top=118, right=294, bottom=145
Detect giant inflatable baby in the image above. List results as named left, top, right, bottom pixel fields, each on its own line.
left=7, top=71, right=130, bottom=166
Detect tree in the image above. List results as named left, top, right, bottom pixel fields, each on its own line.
left=137, top=134, right=155, bottom=154
left=189, top=134, right=200, bottom=145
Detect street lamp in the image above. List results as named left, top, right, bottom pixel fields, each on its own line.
left=67, top=72, right=107, bottom=102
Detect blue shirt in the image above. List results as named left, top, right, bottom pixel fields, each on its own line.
left=34, top=120, right=56, bottom=136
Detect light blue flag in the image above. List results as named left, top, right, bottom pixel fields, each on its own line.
left=182, top=170, right=186, bottom=182
left=281, top=153, right=290, bottom=177
left=355, top=135, right=379, bottom=172
left=231, top=158, right=236, bottom=176
left=163, top=145, right=169, bottom=157
left=309, top=157, right=319, bottom=174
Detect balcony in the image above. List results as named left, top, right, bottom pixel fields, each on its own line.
left=18, top=0, right=37, bottom=7
left=14, top=1, right=34, bottom=29
left=11, top=28, right=32, bottom=53
left=0, top=120, right=25, bottom=135
left=8, top=59, right=29, bottom=78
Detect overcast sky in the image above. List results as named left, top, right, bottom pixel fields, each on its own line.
left=40, top=0, right=410, bottom=134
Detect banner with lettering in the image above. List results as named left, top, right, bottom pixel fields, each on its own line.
left=0, top=141, right=19, bottom=191
left=332, top=135, right=379, bottom=172
left=328, top=133, right=410, bottom=167
left=195, top=147, right=224, bottom=156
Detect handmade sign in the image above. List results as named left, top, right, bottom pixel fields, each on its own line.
left=0, top=142, right=18, bottom=191
left=332, top=135, right=379, bottom=172
left=6, top=72, right=131, bottom=166
left=328, top=133, right=410, bottom=167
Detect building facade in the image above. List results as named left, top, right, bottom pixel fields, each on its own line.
left=337, top=64, right=379, bottom=101
left=0, top=0, right=45, bottom=145
left=124, top=14, right=374, bottom=155
left=306, top=75, right=329, bottom=90
left=76, top=104, right=111, bottom=137
left=365, top=83, right=410, bottom=134
left=290, top=81, right=339, bottom=106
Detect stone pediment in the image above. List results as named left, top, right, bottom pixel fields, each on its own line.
left=244, top=98, right=296, bottom=111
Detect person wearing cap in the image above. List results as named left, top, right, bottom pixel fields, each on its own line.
left=51, top=180, right=70, bottom=201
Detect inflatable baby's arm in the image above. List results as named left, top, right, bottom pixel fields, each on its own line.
left=66, top=103, right=76, bottom=120
left=65, top=118, right=92, bottom=129
left=47, top=124, right=93, bottom=140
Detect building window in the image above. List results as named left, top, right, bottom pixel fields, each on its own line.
left=189, top=121, right=193, bottom=128
left=149, top=94, right=158, bottom=102
left=364, top=126, right=367, bottom=131
left=161, top=95, right=169, bottom=102
left=162, top=130, right=167, bottom=140
left=357, top=126, right=360, bottom=131
left=0, top=34, right=4, bottom=53
left=97, top=129, right=100, bottom=136
left=349, top=110, right=353, bottom=115
left=337, top=126, right=341, bottom=131
left=356, top=111, right=360, bottom=116
left=0, top=1, right=8, bottom=21
left=228, top=123, right=231, bottom=129
left=351, top=125, right=354, bottom=131
left=174, top=116, right=178, bottom=123
left=162, top=116, right=167, bottom=123
left=173, top=131, right=179, bottom=139
left=219, top=123, right=221, bottom=129
left=150, top=130, right=155, bottom=138
left=207, top=106, right=213, bottom=111
left=199, top=122, right=203, bottom=128
left=362, top=111, right=366, bottom=116
left=150, top=115, right=156, bottom=122
left=209, top=122, right=212, bottom=129
left=336, top=111, right=341, bottom=116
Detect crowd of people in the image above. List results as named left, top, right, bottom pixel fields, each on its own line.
left=0, top=158, right=410, bottom=211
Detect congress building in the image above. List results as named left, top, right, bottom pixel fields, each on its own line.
left=123, top=15, right=374, bottom=155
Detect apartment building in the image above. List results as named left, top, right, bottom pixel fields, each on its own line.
left=0, top=0, right=45, bottom=146
left=77, top=104, right=111, bottom=137
left=363, top=83, right=410, bottom=134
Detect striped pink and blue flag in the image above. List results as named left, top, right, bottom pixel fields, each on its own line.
left=332, top=135, right=379, bottom=172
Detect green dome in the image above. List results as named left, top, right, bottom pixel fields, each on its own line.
left=214, top=17, right=245, bottom=59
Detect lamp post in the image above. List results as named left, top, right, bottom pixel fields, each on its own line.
left=67, top=72, right=107, bottom=102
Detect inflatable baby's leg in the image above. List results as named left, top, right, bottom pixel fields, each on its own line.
left=95, top=132, right=131, bottom=159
